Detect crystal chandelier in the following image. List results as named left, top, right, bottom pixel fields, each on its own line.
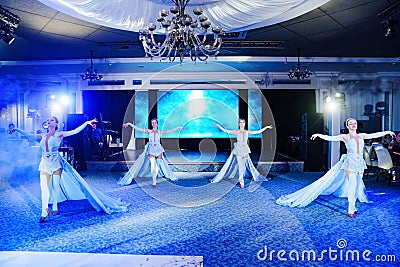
left=287, top=49, right=312, bottom=80
left=80, top=50, right=103, bottom=81
left=139, top=0, right=223, bottom=63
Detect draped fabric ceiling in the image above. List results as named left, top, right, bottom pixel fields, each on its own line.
left=38, top=0, right=331, bottom=33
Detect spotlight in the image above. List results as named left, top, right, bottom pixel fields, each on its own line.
left=383, top=19, right=397, bottom=39
left=382, top=19, right=396, bottom=39
left=1, top=32, right=14, bottom=44
left=0, top=6, right=20, bottom=45
left=326, top=101, right=338, bottom=112
left=334, top=92, right=346, bottom=108
left=385, top=25, right=394, bottom=38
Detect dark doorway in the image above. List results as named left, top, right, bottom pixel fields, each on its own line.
left=262, top=90, right=317, bottom=159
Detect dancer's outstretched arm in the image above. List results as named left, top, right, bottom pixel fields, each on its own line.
left=360, top=131, right=395, bottom=140
left=9, top=127, right=41, bottom=140
left=248, top=125, right=273, bottom=135
left=213, top=124, right=236, bottom=135
left=162, top=126, right=184, bottom=134
left=310, top=133, right=345, bottom=142
left=123, top=122, right=149, bottom=133
left=60, top=118, right=97, bottom=137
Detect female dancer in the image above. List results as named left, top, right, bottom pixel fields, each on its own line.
left=118, top=118, right=183, bottom=187
left=388, top=131, right=400, bottom=181
left=276, top=118, right=394, bottom=218
left=210, top=118, right=273, bottom=188
left=9, top=116, right=129, bottom=223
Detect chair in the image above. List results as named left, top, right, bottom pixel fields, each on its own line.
left=364, top=144, right=393, bottom=182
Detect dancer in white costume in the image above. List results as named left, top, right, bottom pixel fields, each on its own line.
left=276, top=118, right=394, bottom=218
left=9, top=116, right=129, bottom=223
left=118, top=118, right=183, bottom=187
left=210, top=118, right=273, bottom=188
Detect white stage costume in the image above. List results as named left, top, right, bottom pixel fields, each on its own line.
left=232, top=131, right=251, bottom=156
left=118, top=143, right=177, bottom=186
left=210, top=152, right=269, bottom=183
left=147, top=131, right=165, bottom=156
left=211, top=130, right=269, bottom=184
left=41, top=134, right=129, bottom=214
left=276, top=134, right=370, bottom=208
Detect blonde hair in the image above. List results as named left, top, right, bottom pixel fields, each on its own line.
left=345, top=118, right=356, bottom=127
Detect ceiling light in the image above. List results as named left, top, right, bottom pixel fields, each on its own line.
left=139, top=0, right=223, bottom=63
left=80, top=50, right=103, bottom=82
left=287, top=49, right=312, bottom=80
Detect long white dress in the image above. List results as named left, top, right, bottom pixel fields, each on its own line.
left=276, top=134, right=370, bottom=207
left=118, top=131, right=177, bottom=185
left=211, top=131, right=269, bottom=183
left=41, top=134, right=129, bottom=214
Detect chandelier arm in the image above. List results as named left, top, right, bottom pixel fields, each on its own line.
left=163, top=46, right=177, bottom=62
left=149, top=32, right=160, bottom=48
left=189, top=49, right=197, bottom=62
left=183, top=27, right=191, bottom=47
left=191, top=43, right=208, bottom=61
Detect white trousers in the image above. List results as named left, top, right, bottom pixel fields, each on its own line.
left=52, top=174, right=61, bottom=211
left=40, top=174, right=50, bottom=217
left=150, top=157, right=159, bottom=186
left=236, top=156, right=245, bottom=185
left=347, top=172, right=357, bottom=214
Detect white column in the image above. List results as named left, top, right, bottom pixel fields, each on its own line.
left=328, top=109, right=341, bottom=168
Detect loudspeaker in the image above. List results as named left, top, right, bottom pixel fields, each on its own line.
left=299, top=112, right=324, bottom=171
left=67, top=114, right=89, bottom=170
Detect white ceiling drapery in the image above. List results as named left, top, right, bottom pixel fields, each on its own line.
left=38, top=0, right=331, bottom=33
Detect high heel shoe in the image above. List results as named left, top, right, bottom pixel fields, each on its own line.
left=39, top=209, right=51, bottom=223
left=347, top=213, right=354, bottom=218
left=53, top=210, right=59, bottom=216
left=354, top=211, right=359, bottom=215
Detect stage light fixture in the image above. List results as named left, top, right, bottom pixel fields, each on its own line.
left=325, top=96, right=332, bottom=103
left=381, top=19, right=397, bottom=39
left=1, top=32, right=14, bottom=44
left=378, top=1, right=399, bottom=39
left=0, top=6, right=20, bottom=45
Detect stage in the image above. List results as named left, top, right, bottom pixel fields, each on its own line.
left=87, top=150, right=304, bottom=173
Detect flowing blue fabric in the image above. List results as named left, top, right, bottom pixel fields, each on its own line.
left=276, top=155, right=370, bottom=207
left=210, top=152, right=270, bottom=183
left=49, top=157, right=129, bottom=214
left=118, top=144, right=177, bottom=186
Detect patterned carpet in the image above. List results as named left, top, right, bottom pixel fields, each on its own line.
left=0, top=166, right=399, bottom=266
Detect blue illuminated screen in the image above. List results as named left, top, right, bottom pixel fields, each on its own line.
left=134, top=89, right=263, bottom=138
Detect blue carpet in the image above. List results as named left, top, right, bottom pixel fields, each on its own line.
left=0, top=169, right=399, bottom=266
